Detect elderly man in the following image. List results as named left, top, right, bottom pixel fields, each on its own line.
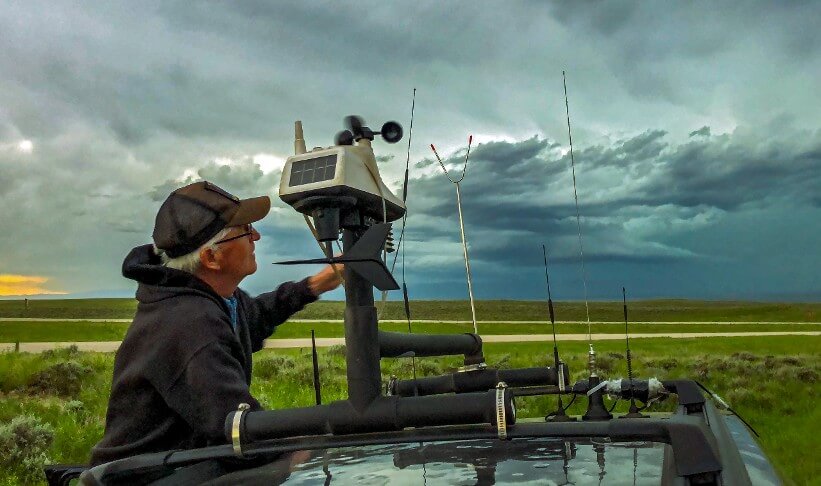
left=90, top=181, right=341, bottom=466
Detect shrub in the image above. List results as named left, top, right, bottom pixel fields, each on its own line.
left=763, top=355, right=803, bottom=368
left=710, top=357, right=732, bottom=371
left=254, top=356, right=297, bottom=380
left=644, top=357, right=678, bottom=371
left=779, top=356, right=802, bottom=367
left=691, top=361, right=710, bottom=379
left=595, top=355, right=615, bottom=373
left=795, top=368, right=818, bottom=383
left=0, top=415, right=54, bottom=484
left=27, top=361, right=93, bottom=397
left=731, top=352, right=759, bottom=362
left=494, top=354, right=512, bottom=370
left=414, top=359, right=445, bottom=377
left=326, top=345, right=346, bottom=357
left=40, top=345, right=80, bottom=360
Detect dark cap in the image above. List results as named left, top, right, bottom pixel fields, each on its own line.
left=152, top=181, right=271, bottom=258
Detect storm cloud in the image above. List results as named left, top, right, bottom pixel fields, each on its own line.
left=0, top=1, right=818, bottom=300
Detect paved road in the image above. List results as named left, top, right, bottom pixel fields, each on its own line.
left=2, top=318, right=819, bottom=325
left=2, top=331, right=818, bottom=353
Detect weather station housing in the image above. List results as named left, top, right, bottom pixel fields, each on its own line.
left=279, top=119, right=405, bottom=243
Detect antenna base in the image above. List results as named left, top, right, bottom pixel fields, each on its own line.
left=619, top=400, right=649, bottom=419
left=582, top=376, right=613, bottom=421
left=546, top=402, right=577, bottom=422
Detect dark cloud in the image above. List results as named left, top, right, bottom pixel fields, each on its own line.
left=0, top=1, right=818, bottom=300
left=689, top=126, right=711, bottom=138
left=400, top=127, right=821, bottom=281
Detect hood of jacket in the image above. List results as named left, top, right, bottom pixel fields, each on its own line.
left=122, top=244, right=227, bottom=308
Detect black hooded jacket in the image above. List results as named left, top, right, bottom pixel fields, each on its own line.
left=90, top=244, right=317, bottom=466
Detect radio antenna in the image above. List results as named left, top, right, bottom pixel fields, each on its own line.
left=563, top=71, right=596, bottom=376
left=400, top=89, right=416, bottom=331
left=564, top=72, right=609, bottom=422
left=621, top=287, right=647, bottom=418
left=311, top=329, right=322, bottom=405
left=543, top=245, right=575, bottom=422
left=401, top=89, right=418, bottom=384
left=431, top=138, right=478, bottom=335
left=379, top=89, right=417, bottom=321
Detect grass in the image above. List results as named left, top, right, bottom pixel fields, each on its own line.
left=1, top=298, right=819, bottom=322
left=2, top=320, right=819, bottom=342
left=0, top=336, right=819, bottom=484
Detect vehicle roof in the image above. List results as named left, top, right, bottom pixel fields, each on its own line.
left=204, top=437, right=667, bottom=485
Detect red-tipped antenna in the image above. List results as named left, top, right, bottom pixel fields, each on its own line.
left=430, top=136, right=477, bottom=333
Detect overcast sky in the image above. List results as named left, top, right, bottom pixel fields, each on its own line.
left=1, top=1, right=818, bottom=302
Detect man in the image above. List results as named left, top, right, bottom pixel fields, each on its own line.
left=90, top=180, right=342, bottom=466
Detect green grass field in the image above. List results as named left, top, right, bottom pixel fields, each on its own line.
left=0, top=299, right=819, bottom=484
left=1, top=298, right=819, bottom=344
left=1, top=320, right=819, bottom=343
left=1, top=298, right=819, bottom=322
left=0, top=336, right=819, bottom=484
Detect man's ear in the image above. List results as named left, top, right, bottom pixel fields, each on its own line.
left=199, top=247, right=222, bottom=271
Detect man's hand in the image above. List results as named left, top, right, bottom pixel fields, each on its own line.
left=308, top=262, right=344, bottom=296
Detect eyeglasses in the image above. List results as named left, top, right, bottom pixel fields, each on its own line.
left=214, top=224, right=255, bottom=245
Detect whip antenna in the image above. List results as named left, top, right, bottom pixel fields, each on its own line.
left=401, top=89, right=417, bottom=331
left=621, top=287, right=647, bottom=418
left=403, top=90, right=417, bottom=382
left=431, top=137, right=478, bottom=334
left=543, top=245, right=575, bottom=422
left=311, top=329, right=322, bottom=405
left=563, top=71, right=596, bottom=375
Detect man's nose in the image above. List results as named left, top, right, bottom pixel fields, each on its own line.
left=251, top=227, right=261, bottom=241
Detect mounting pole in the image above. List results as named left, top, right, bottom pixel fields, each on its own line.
left=342, top=227, right=382, bottom=411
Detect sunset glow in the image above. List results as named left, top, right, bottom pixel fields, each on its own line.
left=0, top=274, right=66, bottom=296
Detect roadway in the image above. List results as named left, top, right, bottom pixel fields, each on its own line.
left=2, top=331, right=819, bottom=353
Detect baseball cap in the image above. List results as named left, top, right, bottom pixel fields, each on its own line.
left=152, top=181, right=271, bottom=258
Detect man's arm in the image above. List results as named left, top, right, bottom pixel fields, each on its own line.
left=242, top=265, right=344, bottom=350
left=307, top=263, right=344, bottom=295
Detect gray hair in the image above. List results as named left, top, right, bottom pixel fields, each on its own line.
left=154, top=227, right=232, bottom=274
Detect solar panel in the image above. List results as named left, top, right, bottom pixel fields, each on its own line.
left=289, top=155, right=338, bottom=187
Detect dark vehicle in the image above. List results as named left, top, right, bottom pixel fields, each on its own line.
left=47, top=117, right=781, bottom=485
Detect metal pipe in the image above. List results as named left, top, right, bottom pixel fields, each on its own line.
left=231, top=390, right=513, bottom=443
left=378, top=330, right=483, bottom=363
left=343, top=228, right=381, bottom=411
left=390, top=366, right=562, bottom=397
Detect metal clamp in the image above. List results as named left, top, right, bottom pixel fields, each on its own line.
left=558, top=362, right=566, bottom=392
left=496, top=381, right=508, bottom=440
left=232, top=403, right=251, bottom=457
left=587, top=380, right=607, bottom=396
left=457, top=362, right=488, bottom=373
